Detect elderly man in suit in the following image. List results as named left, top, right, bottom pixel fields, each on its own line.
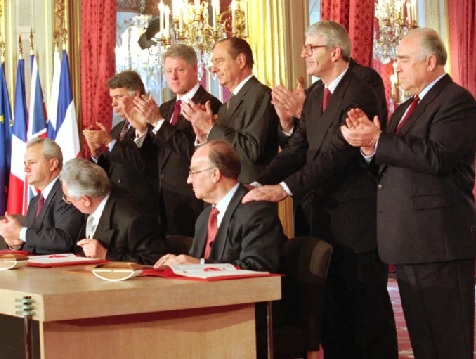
left=128, top=44, right=221, bottom=237
left=180, top=37, right=280, bottom=183
left=0, top=138, right=84, bottom=254
left=243, top=21, right=398, bottom=359
left=60, top=158, right=165, bottom=265
left=341, top=28, right=476, bottom=359
left=83, top=70, right=158, bottom=217
left=155, top=140, right=284, bottom=272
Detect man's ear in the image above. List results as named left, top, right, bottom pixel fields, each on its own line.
left=237, top=53, right=247, bottom=69
left=331, top=46, right=342, bottom=62
left=49, top=158, right=60, bottom=172
left=426, top=54, right=437, bottom=71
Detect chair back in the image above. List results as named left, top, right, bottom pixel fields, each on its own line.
left=275, top=236, right=333, bottom=356
left=165, top=235, right=193, bottom=255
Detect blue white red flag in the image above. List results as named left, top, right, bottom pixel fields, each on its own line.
left=49, top=50, right=80, bottom=161
left=7, top=58, right=28, bottom=215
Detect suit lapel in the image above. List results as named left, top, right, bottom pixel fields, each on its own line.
left=210, top=185, right=247, bottom=260
left=33, top=180, right=60, bottom=224
left=93, top=196, right=115, bottom=249
left=193, top=205, right=212, bottom=257
left=218, top=77, right=258, bottom=127
left=307, top=72, right=351, bottom=160
left=397, top=75, right=451, bottom=136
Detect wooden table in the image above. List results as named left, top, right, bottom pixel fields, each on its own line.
left=0, top=266, right=281, bottom=358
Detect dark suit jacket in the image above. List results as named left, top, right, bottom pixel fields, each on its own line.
left=208, top=77, right=280, bottom=183
left=97, top=121, right=158, bottom=216
left=23, top=179, right=84, bottom=254
left=375, top=74, right=476, bottom=264
left=189, top=184, right=285, bottom=272
left=258, top=70, right=381, bottom=253
left=152, top=85, right=221, bottom=236
left=78, top=190, right=166, bottom=265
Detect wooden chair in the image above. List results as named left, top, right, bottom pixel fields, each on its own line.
left=266, top=237, right=333, bottom=359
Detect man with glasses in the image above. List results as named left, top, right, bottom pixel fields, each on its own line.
left=60, top=158, right=165, bottom=265
left=0, top=138, right=84, bottom=254
left=243, top=21, right=398, bottom=359
left=155, top=140, right=284, bottom=272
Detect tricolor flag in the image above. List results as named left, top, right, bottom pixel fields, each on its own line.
left=47, top=50, right=60, bottom=139
left=26, top=54, right=48, bottom=202
left=48, top=50, right=80, bottom=161
left=0, top=62, right=13, bottom=214
left=7, top=58, right=28, bottom=215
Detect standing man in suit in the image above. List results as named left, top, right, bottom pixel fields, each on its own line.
left=0, top=138, right=84, bottom=254
left=341, top=28, right=476, bottom=359
left=155, top=140, right=284, bottom=272
left=181, top=37, right=280, bottom=183
left=83, top=71, right=158, bottom=217
left=243, top=21, right=398, bottom=359
left=272, top=59, right=388, bottom=236
left=129, top=44, right=221, bottom=236
left=60, top=158, right=165, bottom=265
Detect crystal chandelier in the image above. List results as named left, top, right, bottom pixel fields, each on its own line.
left=139, top=0, right=248, bottom=80
left=373, top=0, right=418, bottom=64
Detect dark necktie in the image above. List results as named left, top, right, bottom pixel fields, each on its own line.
left=322, top=88, right=332, bottom=111
left=170, top=99, right=182, bottom=126
left=396, top=95, right=420, bottom=134
left=204, top=207, right=220, bottom=259
left=119, top=120, right=130, bottom=140
left=35, top=193, right=45, bottom=217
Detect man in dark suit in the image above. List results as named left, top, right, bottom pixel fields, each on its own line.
left=0, top=138, right=84, bottom=254
left=155, top=140, right=284, bottom=272
left=243, top=21, right=398, bottom=359
left=83, top=71, right=158, bottom=217
left=60, top=158, right=165, bottom=265
left=181, top=38, right=280, bottom=183
left=272, top=59, right=388, bottom=236
left=129, top=44, right=221, bottom=236
left=341, top=28, right=476, bottom=359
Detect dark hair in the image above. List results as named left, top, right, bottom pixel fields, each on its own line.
left=216, top=37, right=254, bottom=69
left=107, top=70, right=146, bottom=95
left=206, top=140, right=241, bottom=180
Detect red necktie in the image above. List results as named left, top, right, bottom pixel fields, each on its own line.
left=119, top=120, right=130, bottom=140
left=204, top=207, right=219, bottom=259
left=35, top=193, right=45, bottom=217
left=396, top=96, right=420, bottom=134
left=322, top=88, right=332, bottom=111
left=170, top=99, right=182, bottom=126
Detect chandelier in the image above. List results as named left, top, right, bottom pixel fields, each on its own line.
left=139, top=0, right=248, bottom=80
left=373, top=0, right=417, bottom=65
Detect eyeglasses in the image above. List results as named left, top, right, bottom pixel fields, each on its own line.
left=301, top=44, right=328, bottom=55
left=63, top=194, right=72, bottom=204
left=188, top=167, right=216, bottom=178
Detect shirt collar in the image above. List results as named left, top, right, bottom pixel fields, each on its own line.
left=41, top=177, right=59, bottom=199
left=232, top=75, right=253, bottom=95
left=214, top=183, right=240, bottom=227
left=416, top=73, right=446, bottom=100
left=89, top=194, right=110, bottom=227
left=177, top=83, right=200, bottom=103
left=326, top=66, right=349, bottom=93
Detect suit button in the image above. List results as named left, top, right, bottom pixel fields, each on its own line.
left=117, top=179, right=121, bottom=184
left=160, top=174, right=164, bottom=179
left=378, top=184, right=382, bottom=189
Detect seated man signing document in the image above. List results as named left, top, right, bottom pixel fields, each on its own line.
left=155, top=140, right=285, bottom=272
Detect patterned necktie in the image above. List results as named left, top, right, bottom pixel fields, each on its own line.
left=322, top=88, right=332, bottom=111
left=204, top=207, right=220, bottom=259
left=395, top=95, right=420, bottom=134
left=119, top=120, right=130, bottom=140
left=170, top=99, right=182, bottom=126
left=86, top=215, right=96, bottom=239
left=35, top=193, right=45, bottom=217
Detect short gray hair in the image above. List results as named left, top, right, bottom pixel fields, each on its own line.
left=306, top=20, right=351, bottom=62
left=27, top=138, right=63, bottom=169
left=406, top=28, right=447, bottom=65
left=163, top=44, right=198, bottom=67
left=60, top=158, right=111, bottom=199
